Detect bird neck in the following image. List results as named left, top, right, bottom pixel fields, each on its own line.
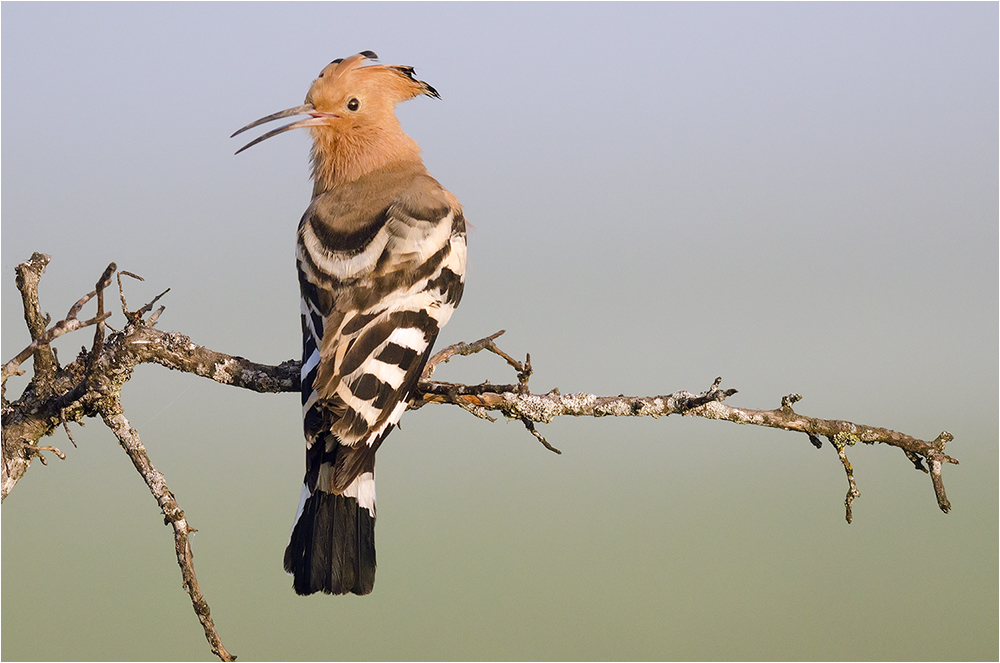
left=310, top=123, right=423, bottom=195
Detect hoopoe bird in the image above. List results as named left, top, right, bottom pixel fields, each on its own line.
left=233, top=51, right=466, bottom=595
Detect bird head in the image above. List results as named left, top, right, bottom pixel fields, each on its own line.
left=232, top=51, right=439, bottom=157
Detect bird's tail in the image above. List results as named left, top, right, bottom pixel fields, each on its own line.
left=284, top=479, right=376, bottom=595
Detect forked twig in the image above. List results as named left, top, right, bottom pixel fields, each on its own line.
left=2, top=264, right=115, bottom=386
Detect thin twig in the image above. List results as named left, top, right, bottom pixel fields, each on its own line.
left=98, top=396, right=235, bottom=662
left=519, top=416, right=561, bottom=454
left=88, top=263, right=116, bottom=367
left=117, top=270, right=144, bottom=317
left=61, top=412, right=79, bottom=448
left=24, top=445, right=66, bottom=463
left=830, top=433, right=861, bottom=523
left=422, top=329, right=507, bottom=379
left=117, top=270, right=170, bottom=324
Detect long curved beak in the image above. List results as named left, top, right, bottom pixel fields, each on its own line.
left=232, top=104, right=338, bottom=154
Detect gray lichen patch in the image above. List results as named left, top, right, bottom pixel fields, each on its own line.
left=557, top=393, right=598, bottom=416
left=501, top=392, right=589, bottom=423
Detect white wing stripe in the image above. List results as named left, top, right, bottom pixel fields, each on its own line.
left=335, top=383, right=381, bottom=427
left=301, top=219, right=390, bottom=281
left=387, top=326, right=430, bottom=352
left=342, top=471, right=376, bottom=515
left=301, top=348, right=321, bottom=382
left=368, top=358, right=408, bottom=390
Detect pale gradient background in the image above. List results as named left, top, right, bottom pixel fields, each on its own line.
left=2, top=3, right=997, bottom=661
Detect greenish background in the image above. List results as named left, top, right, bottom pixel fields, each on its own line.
left=3, top=3, right=997, bottom=660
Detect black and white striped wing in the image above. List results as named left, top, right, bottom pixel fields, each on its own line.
left=285, top=172, right=466, bottom=595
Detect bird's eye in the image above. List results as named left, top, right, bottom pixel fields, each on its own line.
left=347, top=98, right=360, bottom=111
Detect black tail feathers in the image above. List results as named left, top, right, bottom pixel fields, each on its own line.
left=284, top=490, right=376, bottom=595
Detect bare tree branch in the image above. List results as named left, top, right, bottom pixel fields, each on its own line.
left=686, top=397, right=957, bottom=516
left=3, top=258, right=240, bottom=661
left=2, top=254, right=962, bottom=659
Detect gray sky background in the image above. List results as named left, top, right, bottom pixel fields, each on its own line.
left=3, top=3, right=997, bottom=660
